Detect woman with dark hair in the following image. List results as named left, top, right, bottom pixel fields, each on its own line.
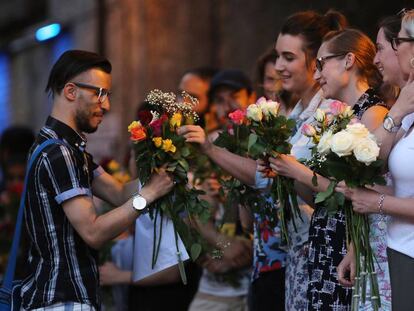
left=179, top=10, right=348, bottom=310
left=268, top=28, right=389, bottom=310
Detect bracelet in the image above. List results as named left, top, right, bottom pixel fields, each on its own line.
left=377, top=194, right=387, bottom=230
left=378, top=194, right=385, bottom=215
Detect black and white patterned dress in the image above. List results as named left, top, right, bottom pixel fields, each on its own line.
left=307, top=89, right=386, bottom=311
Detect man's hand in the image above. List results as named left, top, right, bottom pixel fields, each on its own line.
left=220, top=237, right=252, bottom=269
left=140, top=167, right=174, bottom=204
left=99, top=261, right=131, bottom=285
left=177, top=125, right=212, bottom=152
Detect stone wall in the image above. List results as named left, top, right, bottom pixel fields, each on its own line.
left=4, top=0, right=410, bottom=162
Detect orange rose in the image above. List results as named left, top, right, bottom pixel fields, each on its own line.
left=128, top=121, right=147, bottom=142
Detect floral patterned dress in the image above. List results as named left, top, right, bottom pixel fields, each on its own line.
left=307, top=89, right=386, bottom=311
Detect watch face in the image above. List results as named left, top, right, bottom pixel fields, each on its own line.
left=383, top=117, right=393, bottom=131
left=133, top=195, right=147, bottom=211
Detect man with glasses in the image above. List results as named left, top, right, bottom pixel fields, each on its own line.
left=20, top=50, right=174, bottom=310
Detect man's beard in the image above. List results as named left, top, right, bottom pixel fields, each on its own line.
left=75, top=110, right=98, bottom=134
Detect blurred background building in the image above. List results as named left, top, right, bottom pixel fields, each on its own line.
left=0, top=0, right=410, bottom=162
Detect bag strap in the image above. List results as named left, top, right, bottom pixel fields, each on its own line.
left=1, top=138, right=69, bottom=291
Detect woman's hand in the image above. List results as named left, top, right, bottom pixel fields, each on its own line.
left=268, top=154, right=305, bottom=180
left=335, top=182, right=379, bottom=214
left=256, top=159, right=276, bottom=178
left=177, top=125, right=212, bottom=152
left=389, top=71, right=414, bottom=124
left=337, top=245, right=356, bottom=287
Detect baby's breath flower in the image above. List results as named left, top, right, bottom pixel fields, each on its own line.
left=145, top=89, right=199, bottom=122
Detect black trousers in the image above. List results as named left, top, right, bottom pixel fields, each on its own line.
left=248, top=268, right=285, bottom=311
left=387, top=247, right=414, bottom=311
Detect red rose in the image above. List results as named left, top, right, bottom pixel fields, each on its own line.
left=137, top=110, right=153, bottom=125
left=228, top=109, right=245, bottom=125
left=149, top=114, right=168, bottom=136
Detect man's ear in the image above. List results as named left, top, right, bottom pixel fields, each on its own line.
left=62, top=83, right=77, bottom=101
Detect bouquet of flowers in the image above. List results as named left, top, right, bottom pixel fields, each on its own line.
left=213, top=109, right=277, bottom=236
left=128, top=89, right=211, bottom=284
left=246, top=97, right=299, bottom=244
left=303, top=101, right=385, bottom=311
left=214, top=97, right=298, bottom=244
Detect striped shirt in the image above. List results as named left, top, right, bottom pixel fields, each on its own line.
left=21, top=117, right=103, bottom=310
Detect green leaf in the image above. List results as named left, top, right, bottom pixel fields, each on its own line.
left=177, top=158, right=189, bottom=171
left=190, top=243, right=202, bottom=260
left=181, top=146, right=191, bottom=157
left=248, top=133, right=258, bottom=151
left=315, top=180, right=336, bottom=204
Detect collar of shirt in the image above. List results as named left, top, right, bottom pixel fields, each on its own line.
left=45, top=116, right=87, bottom=152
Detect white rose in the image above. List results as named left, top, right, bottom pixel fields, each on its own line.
left=345, top=123, right=369, bottom=138
left=353, top=137, right=380, bottom=165
left=261, top=100, right=280, bottom=117
left=315, top=108, right=326, bottom=123
left=331, top=130, right=355, bottom=157
left=317, top=130, right=333, bottom=154
left=247, top=104, right=263, bottom=122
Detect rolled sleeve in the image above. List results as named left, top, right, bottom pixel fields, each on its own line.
left=55, top=187, right=92, bottom=204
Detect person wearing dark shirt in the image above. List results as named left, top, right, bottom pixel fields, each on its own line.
left=21, top=50, right=173, bottom=310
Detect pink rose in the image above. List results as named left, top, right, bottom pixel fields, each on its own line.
left=228, top=109, right=246, bottom=125
left=329, top=100, right=347, bottom=116
left=256, top=96, right=268, bottom=106
left=301, top=123, right=317, bottom=137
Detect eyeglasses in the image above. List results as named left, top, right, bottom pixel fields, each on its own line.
left=391, top=37, right=414, bottom=51
left=315, top=53, right=347, bottom=72
left=72, top=82, right=111, bottom=103
left=396, top=8, right=412, bottom=16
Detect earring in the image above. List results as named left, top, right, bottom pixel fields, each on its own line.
left=410, top=57, right=414, bottom=69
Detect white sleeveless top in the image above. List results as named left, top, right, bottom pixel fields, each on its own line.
left=387, top=112, right=414, bottom=258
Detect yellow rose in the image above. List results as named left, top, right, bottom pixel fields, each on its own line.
left=162, top=139, right=176, bottom=153
left=128, top=121, right=142, bottom=132
left=107, top=160, right=120, bottom=172
left=353, top=137, right=380, bottom=165
left=170, top=113, right=183, bottom=128
left=331, top=131, right=355, bottom=157
left=153, top=137, right=163, bottom=148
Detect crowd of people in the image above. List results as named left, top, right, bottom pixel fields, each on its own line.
left=2, top=7, right=414, bottom=311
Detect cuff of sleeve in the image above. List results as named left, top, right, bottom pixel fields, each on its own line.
left=253, top=170, right=272, bottom=189
left=55, top=187, right=92, bottom=204
left=94, top=166, right=105, bottom=178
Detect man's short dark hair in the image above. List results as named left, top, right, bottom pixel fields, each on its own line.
left=182, top=67, right=219, bottom=82
left=45, top=50, right=112, bottom=96
left=208, top=69, right=253, bottom=101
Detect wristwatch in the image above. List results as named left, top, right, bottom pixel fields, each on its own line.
left=132, top=193, right=148, bottom=214
left=383, top=114, right=401, bottom=133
